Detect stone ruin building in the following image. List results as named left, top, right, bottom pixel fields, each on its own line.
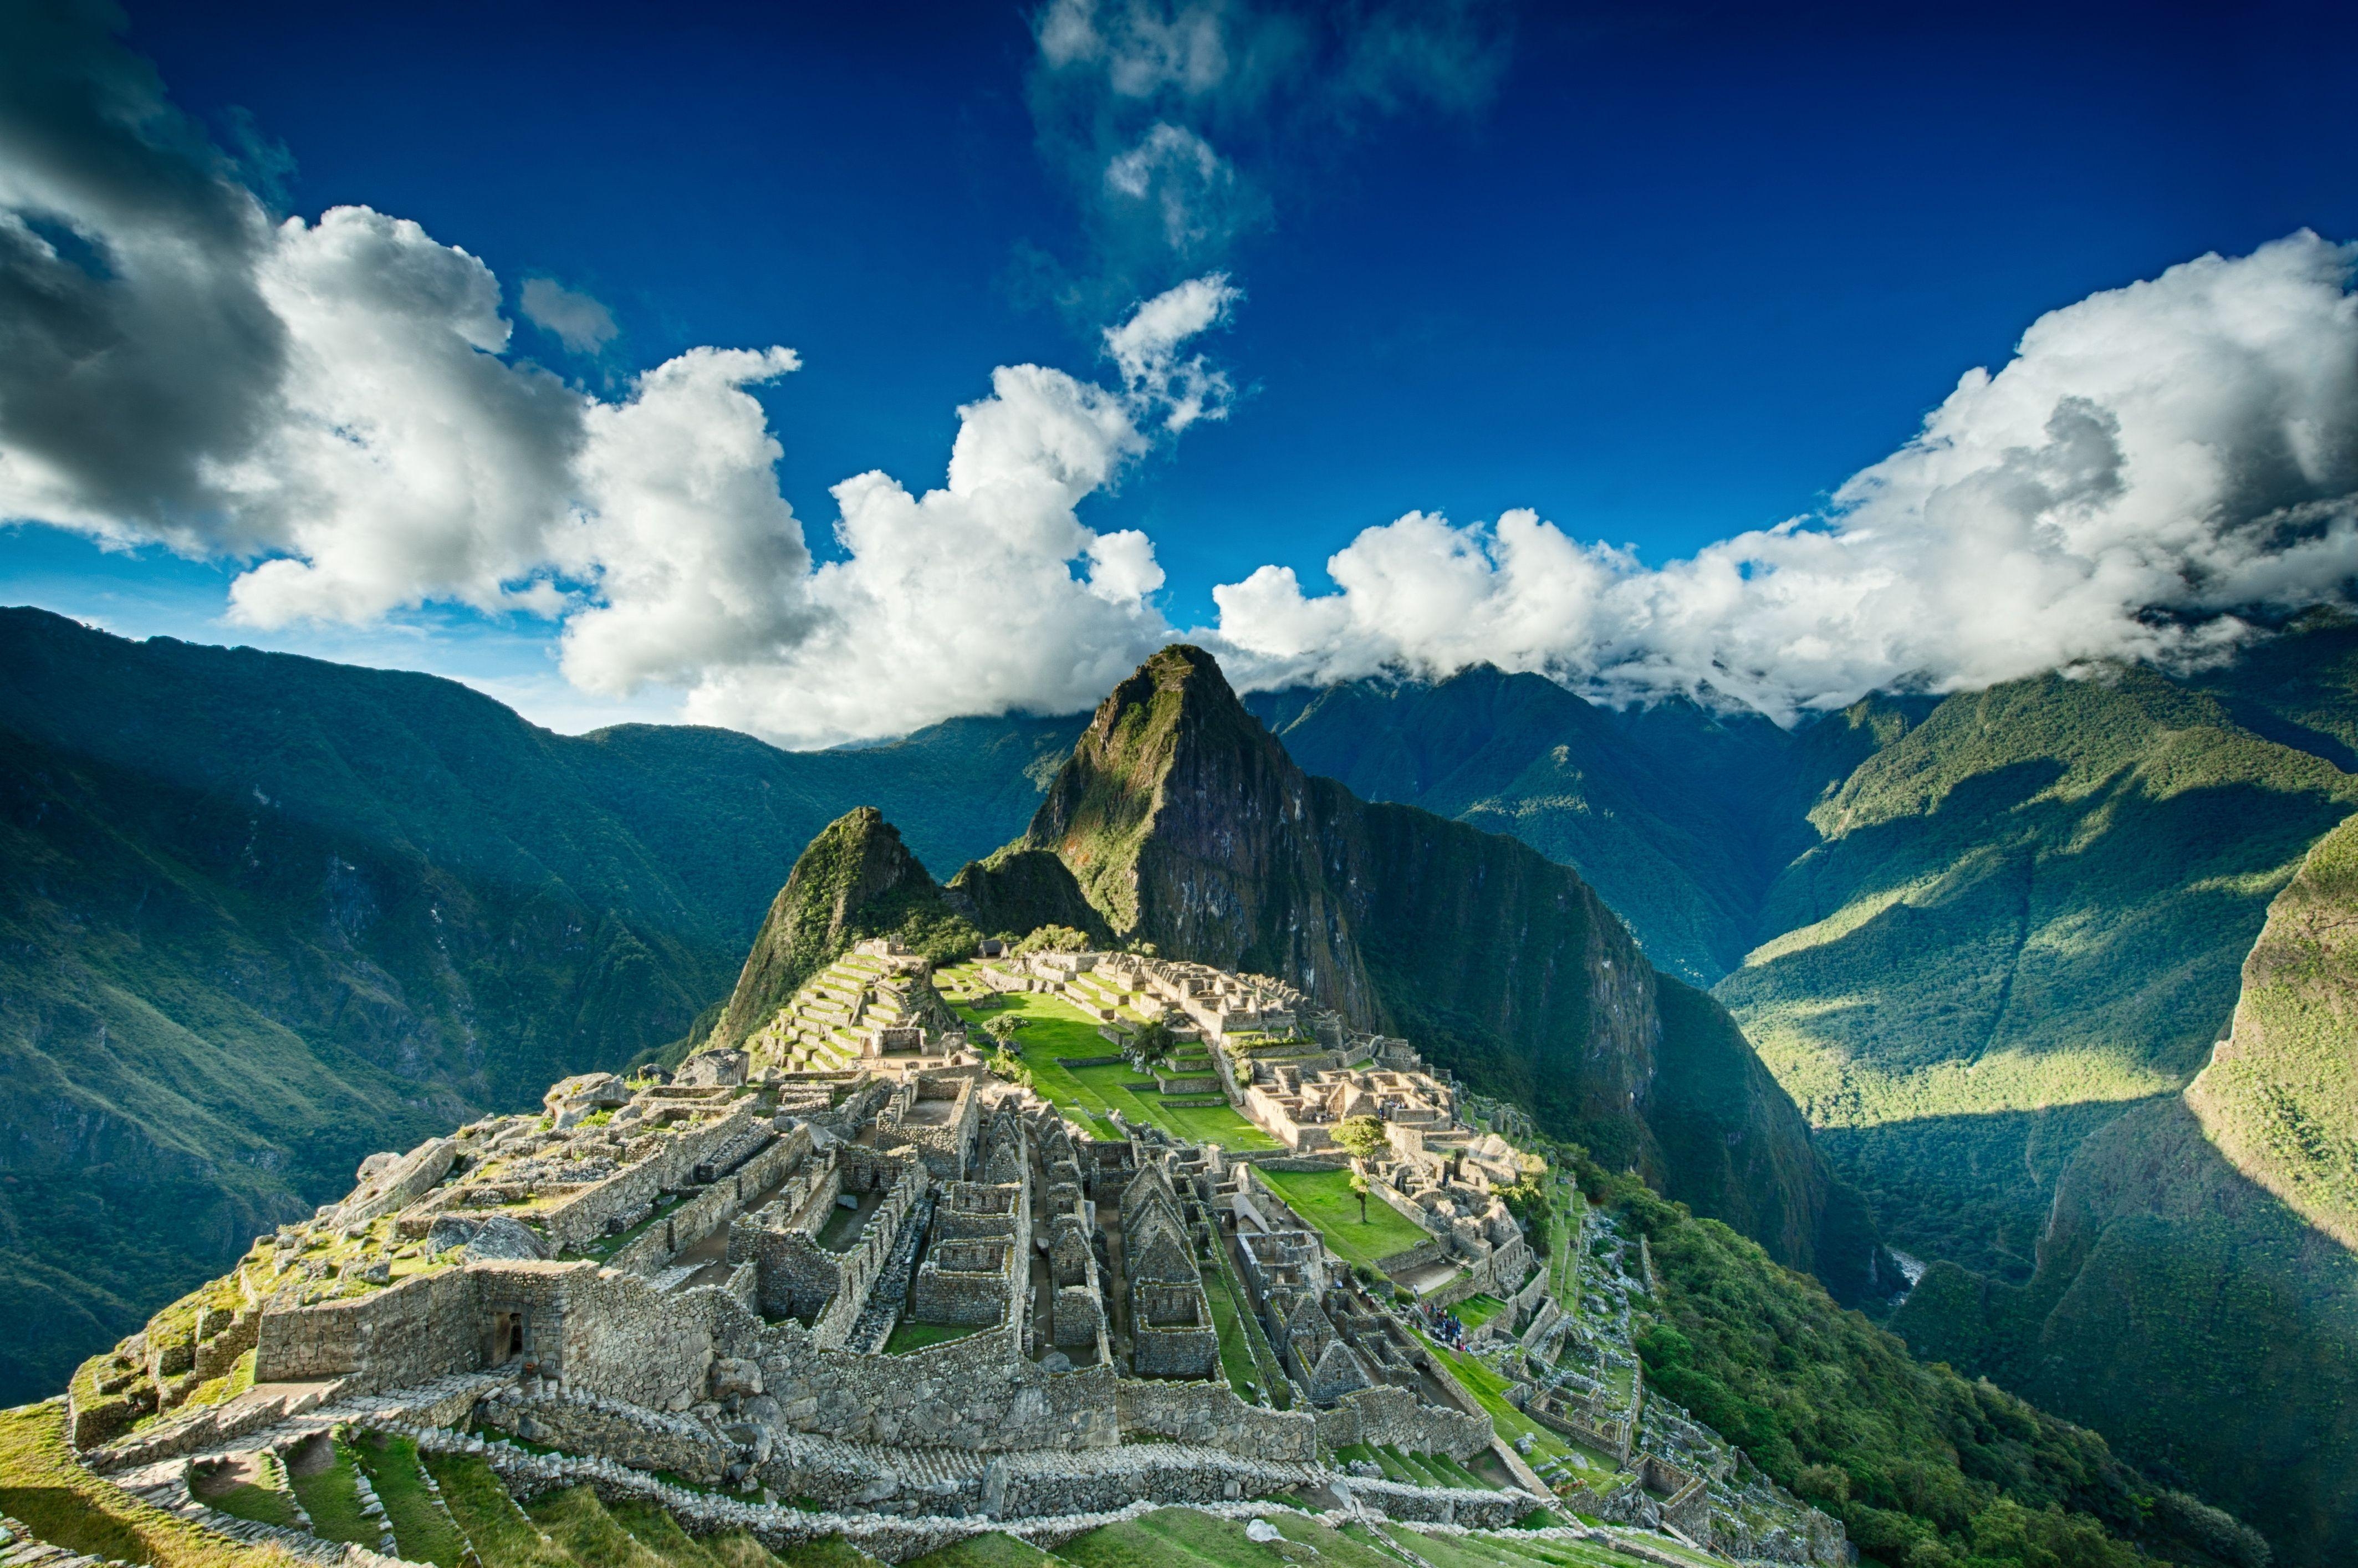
left=56, top=941, right=1845, bottom=1568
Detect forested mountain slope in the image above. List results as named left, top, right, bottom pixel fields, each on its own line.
left=1892, top=808, right=2358, bottom=1567
left=1247, top=670, right=1830, bottom=986
left=1247, top=621, right=2358, bottom=1567
left=1253, top=627, right=2358, bottom=1285
left=1722, top=665, right=2358, bottom=1279
left=0, top=607, right=1076, bottom=1401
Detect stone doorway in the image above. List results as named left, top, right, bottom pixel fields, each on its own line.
left=489, top=1310, right=524, bottom=1365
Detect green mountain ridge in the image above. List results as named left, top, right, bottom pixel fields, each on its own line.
left=0, top=606, right=1079, bottom=1402
left=1246, top=622, right=2358, bottom=1567
left=10, top=602, right=2356, bottom=1562
left=1891, top=810, right=2358, bottom=1566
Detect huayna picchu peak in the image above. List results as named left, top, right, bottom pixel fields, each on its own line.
left=998, top=646, right=1890, bottom=1306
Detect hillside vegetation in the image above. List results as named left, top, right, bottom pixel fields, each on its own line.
left=1597, top=1163, right=2269, bottom=1568
left=1890, top=808, right=2358, bottom=1567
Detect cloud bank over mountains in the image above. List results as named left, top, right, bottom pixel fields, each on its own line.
left=1213, top=232, right=2358, bottom=721
left=3, top=2, right=2356, bottom=745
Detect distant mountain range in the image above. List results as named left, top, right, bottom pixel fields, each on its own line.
left=7, top=603, right=2358, bottom=1562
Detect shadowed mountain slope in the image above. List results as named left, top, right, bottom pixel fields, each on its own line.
left=711, top=807, right=982, bottom=1049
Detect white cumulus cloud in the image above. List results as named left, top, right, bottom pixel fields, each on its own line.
left=1204, top=232, right=2358, bottom=720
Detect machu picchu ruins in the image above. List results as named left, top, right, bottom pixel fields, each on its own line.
left=48, top=932, right=1847, bottom=1568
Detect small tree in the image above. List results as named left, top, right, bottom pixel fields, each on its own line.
left=1013, top=924, right=1091, bottom=957
left=983, top=1014, right=1025, bottom=1053
left=1333, top=1114, right=1389, bottom=1167
left=1130, top=1019, right=1175, bottom=1065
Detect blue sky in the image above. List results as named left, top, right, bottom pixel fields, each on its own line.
left=6, top=0, right=2358, bottom=739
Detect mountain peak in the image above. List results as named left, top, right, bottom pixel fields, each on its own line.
left=1022, top=643, right=1292, bottom=933
left=713, top=806, right=972, bottom=1047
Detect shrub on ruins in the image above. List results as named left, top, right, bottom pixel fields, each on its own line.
left=1494, top=1174, right=1556, bottom=1258
left=1129, top=1019, right=1176, bottom=1064
left=1012, top=924, right=1090, bottom=956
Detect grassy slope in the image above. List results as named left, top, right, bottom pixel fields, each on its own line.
left=711, top=807, right=979, bottom=1049
left=354, top=1431, right=466, bottom=1566
left=2184, top=811, right=2358, bottom=1244
left=0, top=1401, right=299, bottom=1568
left=0, top=608, right=1071, bottom=1401
left=1255, top=1168, right=1430, bottom=1265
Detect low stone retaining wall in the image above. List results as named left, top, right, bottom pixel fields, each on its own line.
left=400, top=1422, right=1537, bottom=1558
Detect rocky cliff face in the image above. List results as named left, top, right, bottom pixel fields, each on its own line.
left=1023, top=646, right=1382, bottom=1019
left=1010, top=645, right=1884, bottom=1297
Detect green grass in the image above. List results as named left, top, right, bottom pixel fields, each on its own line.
left=1199, top=1261, right=1265, bottom=1398
left=1455, top=1294, right=1508, bottom=1330
left=1380, top=1523, right=1666, bottom=1568
left=286, top=1438, right=374, bottom=1547
left=525, top=1486, right=666, bottom=1568
left=1415, top=1332, right=1578, bottom=1470
left=1255, top=1168, right=1430, bottom=1266
left=198, top=1480, right=300, bottom=1530
left=901, top=1533, right=1061, bottom=1568
left=605, top=1495, right=732, bottom=1568
left=1057, top=1507, right=1402, bottom=1568
left=0, top=1402, right=303, bottom=1568
left=885, top=1320, right=984, bottom=1354
left=955, top=991, right=1278, bottom=1148
left=421, top=1451, right=577, bottom=1568
left=190, top=1451, right=300, bottom=1531
left=353, top=1431, right=465, bottom=1567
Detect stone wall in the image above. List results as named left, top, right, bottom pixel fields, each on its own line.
left=536, top=1100, right=767, bottom=1255
left=732, top=1152, right=926, bottom=1345
left=738, top=1307, right=1123, bottom=1452
left=1313, top=1383, right=1490, bottom=1460
left=253, top=1268, right=482, bottom=1388
left=909, top=1239, right=1013, bottom=1326
left=1113, top=1377, right=1320, bottom=1461
left=527, top=1264, right=719, bottom=1411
